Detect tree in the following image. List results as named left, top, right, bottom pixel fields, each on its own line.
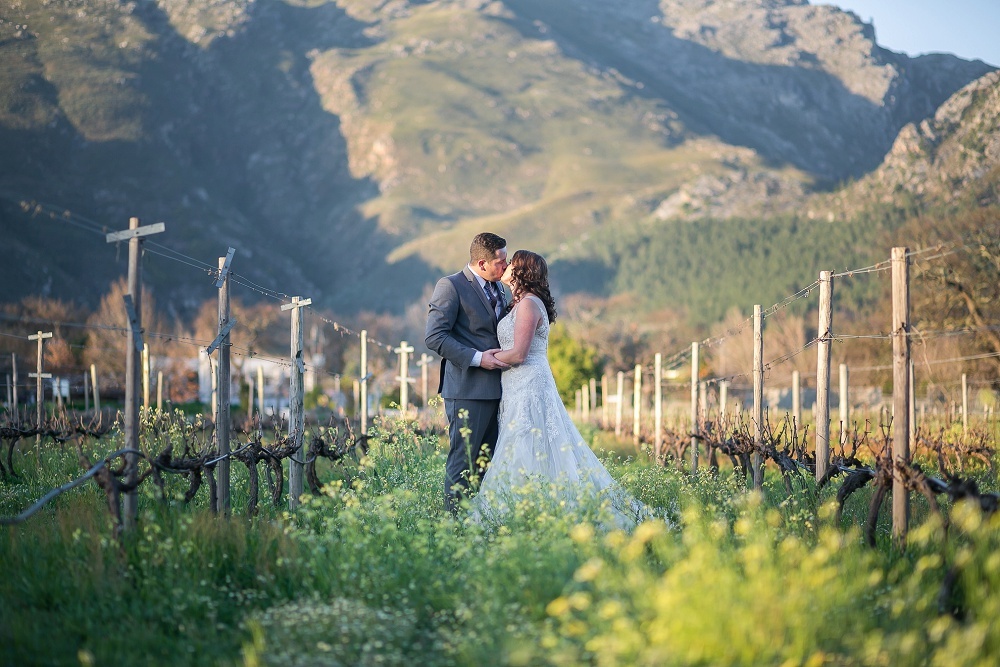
left=893, top=206, right=1000, bottom=379
left=548, top=322, right=600, bottom=405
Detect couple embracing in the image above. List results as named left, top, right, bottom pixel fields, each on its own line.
left=425, top=232, right=646, bottom=528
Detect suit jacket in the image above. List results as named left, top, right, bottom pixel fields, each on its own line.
left=425, top=266, right=507, bottom=400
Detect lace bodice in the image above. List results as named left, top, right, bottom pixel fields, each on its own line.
left=498, top=295, right=549, bottom=364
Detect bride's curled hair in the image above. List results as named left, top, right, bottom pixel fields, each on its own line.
left=507, top=250, right=557, bottom=323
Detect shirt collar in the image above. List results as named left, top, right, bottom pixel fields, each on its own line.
left=468, top=264, right=490, bottom=289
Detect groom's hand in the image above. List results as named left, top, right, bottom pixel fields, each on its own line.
left=480, top=349, right=510, bottom=370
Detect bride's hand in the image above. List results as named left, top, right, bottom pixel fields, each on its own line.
left=481, top=349, right=510, bottom=370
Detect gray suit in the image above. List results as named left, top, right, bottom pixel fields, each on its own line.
left=425, top=266, right=506, bottom=513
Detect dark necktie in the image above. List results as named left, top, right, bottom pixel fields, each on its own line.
left=485, top=282, right=501, bottom=320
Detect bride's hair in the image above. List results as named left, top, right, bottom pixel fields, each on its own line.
left=507, top=250, right=557, bottom=323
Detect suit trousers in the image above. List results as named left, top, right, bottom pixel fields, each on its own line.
left=443, top=397, right=500, bottom=514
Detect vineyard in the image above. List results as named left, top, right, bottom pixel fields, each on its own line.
left=3, top=205, right=1000, bottom=665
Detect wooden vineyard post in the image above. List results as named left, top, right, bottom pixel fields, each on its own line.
left=601, top=374, right=609, bottom=427
left=752, top=305, right=764, bottom=490
left=815, top=270, right=833, bottom=483
left=839, top=363, right=849, bottom=446
left=207, top=249, right=236, bottom=516
left=633, top=364, right=642, bottom=448
left=90, top=364, right=100, bottom=414
left=257, top=365, right=265, bottom=420
left=590, top=378, right=597, bottom=420
left=891, top=247, right=911, bottom=544
left=157, top=371, right=163, bottom=413
left=360, top=330, right=369, bottom=438
left=418, top=353, right=431, bottom=412
left=690, top=342, right=699, bottom=471
left=720, top=381, right=729, bottom=419
left=142, top=347, right=150, bottom=410
left=615, top=371, right=624, bottom=437
left=10, top=353, right=17, bottom=416
left=962, top=373, right=969, bottom=434
left=792, top=370, right=801, bottom=428
left=107, top=216, right=164, bottom=530
left=282, top=296, right=311, bottom=510
left=654, top=354, right=662, bottom=460
left=28, top=331, right=52, bottom=449
left=394, top=340, right=414, bottom=414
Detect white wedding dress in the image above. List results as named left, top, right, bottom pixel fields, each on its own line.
left=472, top=295, right=649, bottom=529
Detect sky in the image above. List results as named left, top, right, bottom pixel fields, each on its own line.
left=831, top=0, right=1000, bottom=66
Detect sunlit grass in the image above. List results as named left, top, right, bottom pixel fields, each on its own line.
left=2, top=412, right=1000, bottom=665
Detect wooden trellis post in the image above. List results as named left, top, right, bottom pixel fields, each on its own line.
left=83, top=371, right=90, bottom=412
left=107, top=216, right=164, bottom=530
left=90, top=364, right=100, bottom=414
left=815, top=270, right=833, bottom=483
left=282, top=295, right=311, bottom=510
left=601, top=374, right=609, bottom=427
left=10, top=353, right=17, bottom=415
left=690, top=342, right=699, bottom=471
left=394, top=340, right=415, bottom=413
left=839, top=363, right=849, bottom=446
left=207, top=248, right=236, bottom=516
left=752, top=305, right=764, bottom=490
left=582, top=382, right=590, bottom=422
left=792, top=370, right=801, bottom=427
left=891, top=247, right=911, bottom=544
left=615, top=371, right=624, bottom=437
left=28, top=331, right=52, bottom=447
left=418, top=353, right=431, bottom=411
left=157, top=371, right=163, bottom=412
left=360, top=330, right=369, bottom=437
left=962, top=373, right=969, bottom=434
left=142, top=347, right=150, bottom=410
left=257, top=365, right=265, bottom=419
left=654, top=354, right=662, bottom=460
left=633, top=364, right=642, bottom=448
left=589, top=377, right=597, bottom=418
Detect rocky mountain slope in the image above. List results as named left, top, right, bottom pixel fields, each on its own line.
left=0, top=0, right=993, bottom=317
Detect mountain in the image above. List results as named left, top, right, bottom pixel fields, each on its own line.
left=0, top=0, right=994, bottom=321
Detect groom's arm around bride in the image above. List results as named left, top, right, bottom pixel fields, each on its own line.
left=425, top=232, right=510, bottom=514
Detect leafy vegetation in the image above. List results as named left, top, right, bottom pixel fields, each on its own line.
left=3, top=413, right=1000, bottom=665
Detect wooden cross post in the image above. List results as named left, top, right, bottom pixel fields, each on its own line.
left=107, top=216, right=164, bottom=530
left=28, top=331, right=53, bottom=449
left=207, top=248, right=236, bottom=515
left=281, top=296, right=311, bottom=510
left=394, top=340, right=415, bottom=414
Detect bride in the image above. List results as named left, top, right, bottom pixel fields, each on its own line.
left=471, top=250, right=649, bottom=529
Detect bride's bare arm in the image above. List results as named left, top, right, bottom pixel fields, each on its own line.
left=494, top=300, right=542, bottom=365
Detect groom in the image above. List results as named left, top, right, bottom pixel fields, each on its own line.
left=425, top=232, right=511, bottom=514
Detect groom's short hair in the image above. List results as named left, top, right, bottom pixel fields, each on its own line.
left=470, top=232, right=507, bottom=262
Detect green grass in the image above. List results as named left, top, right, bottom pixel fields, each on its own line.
left=3, top=412, right=1000, bottom=666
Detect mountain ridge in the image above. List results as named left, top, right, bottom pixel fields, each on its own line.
left=0, top=0, right=995, bottom=322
